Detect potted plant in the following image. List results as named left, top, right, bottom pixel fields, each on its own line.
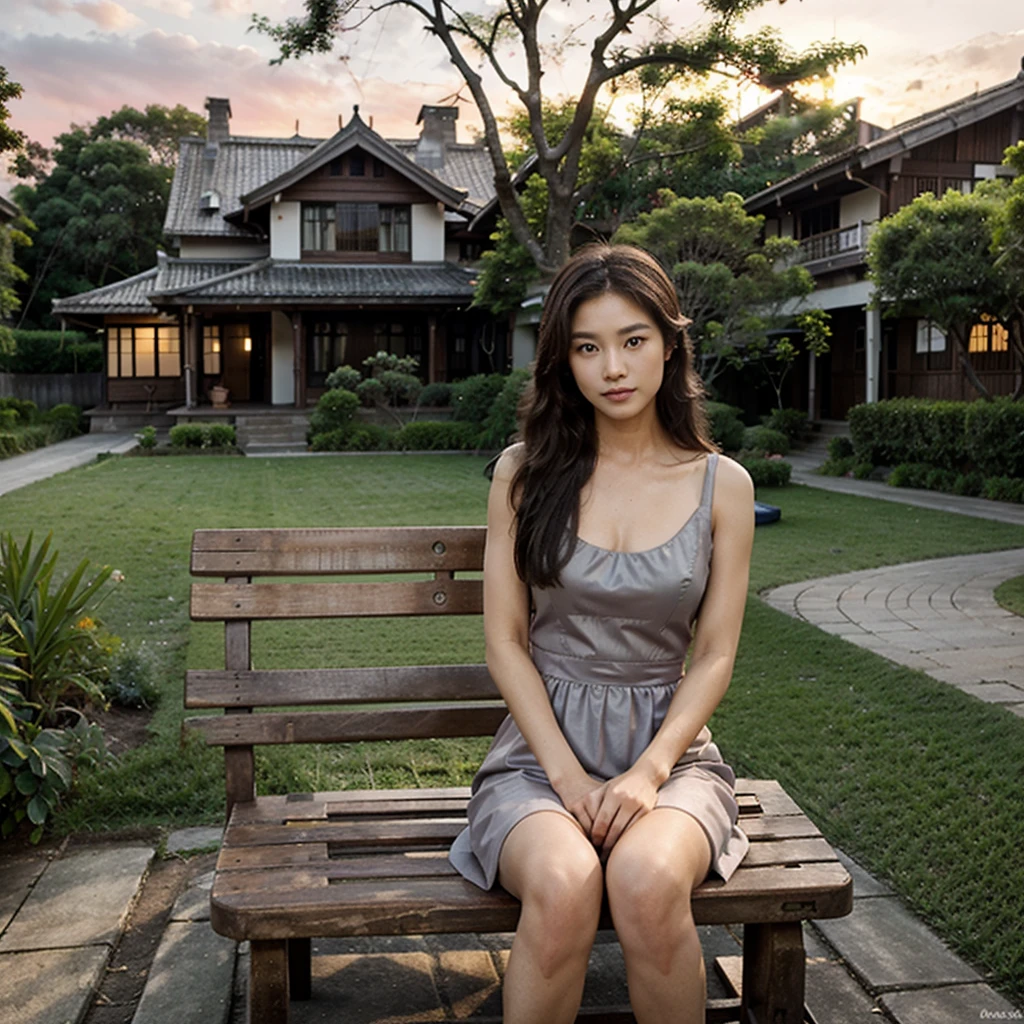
left=209, top=382, right=230, bottom=408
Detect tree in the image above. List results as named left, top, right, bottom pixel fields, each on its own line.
left=0, top=65, right=30, bottom=356
left=991, top=143, right=1024, bottom=399
left=254, top=0, right=865, bottom=276
left=747, top=308, right=832, bottom=409
left=867, top=188, right=1004, bottom=400
left=612, top=189, right=816, bottom=388
left=90, top=104, right=208, bottom=166
left=0, top=66, right=25, bottom=158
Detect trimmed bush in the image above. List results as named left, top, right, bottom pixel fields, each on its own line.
left=849, top=399, right=970, bottom=469
left=168, top=424, right=205, bottom=449
left=309, top=424, right=393, bottom=451
left=355, top=378, right=386, bottom=408
left=0, top=330, right=98, bottom=373
left=827, top=436, right=854, bottom=460
left=481, top=368, right=530, bottom=449
left=953, top=471, right=985, bottom=497
left=738, top=455, right=791, bottom=488
left=104, top=645, right=160, bottom=709
left=451, top=374, right=506, bottom=427
left=764, top=407, right=808, bottom=442
left=136, top=426, right=157, bottom=450
left=887, top=462, right=932, bottom=489
left=706, top=401, right=745, bottom=452
left=324, top=365, right=362, bottom=393
left=924, top=467, right=958, bottom=493
left=44, top=403, right=83, bottom=440
left=964, top=398, right=1024, bottom=478
left=0, top=398, right=38, bottom=423
left=0, top=409, right=17, bottom=430
left=983, top=476, right=1024, bottom=503
left=820, top=455, right=857, bottom=477
left=206, top=424, right=237, bottom=448
left=742, top=426, right=790, bottom=456
left=418, top=382, right=452, bottom=408
left=309, top=389, right=360, bottom=435
left=393, top=421, right=481, bottom=451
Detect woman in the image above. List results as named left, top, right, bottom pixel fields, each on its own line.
left=448, top=243, right=754, bottom=1024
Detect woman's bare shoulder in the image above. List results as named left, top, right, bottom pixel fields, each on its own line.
left=712, top=453, right=755, bottom=504
left=492, top=442, right=526, bottom=484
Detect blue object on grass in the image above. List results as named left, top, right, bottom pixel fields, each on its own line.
left=754, top=501, right=781, bottom=526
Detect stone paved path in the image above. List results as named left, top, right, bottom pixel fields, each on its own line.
left=0, top=432, right=137, bottom=497
left=763, top=548, right=1024, bottom=716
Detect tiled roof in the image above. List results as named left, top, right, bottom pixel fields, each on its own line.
left=389, top=139, right=497, bottom=211
left=151, top=259, right=478, bottom=304
left=0, top=194, right=19, bottom=222
left=52, top=267, right=160, bottom=315
left=745, top=72, right=1024, bottom=211
left=164, top=135, right=321, bottom=238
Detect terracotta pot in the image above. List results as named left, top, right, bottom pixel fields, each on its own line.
left=210, top=385, right=230, bottom=408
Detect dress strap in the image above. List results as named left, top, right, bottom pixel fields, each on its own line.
left=700, top=453, right=719, bottom=510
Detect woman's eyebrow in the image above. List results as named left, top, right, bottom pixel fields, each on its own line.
left=570, top=322, right=652, bottom=340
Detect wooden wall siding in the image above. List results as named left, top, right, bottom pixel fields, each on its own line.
left=282, top=155, right=434, bottom=205
left=299, top=250, right=410, bottom=264
left=909, top=109, right=1017, bottom=165
left=825, top=308, right=866, bottom=419
left=107, top=378, right=185, bottom=405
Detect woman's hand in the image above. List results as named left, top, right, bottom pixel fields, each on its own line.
left=589, top=762, right=661, bottom=856
left=557, top=772, right=606, bottom=837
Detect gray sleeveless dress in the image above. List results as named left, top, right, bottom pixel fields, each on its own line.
left=449, top=453, right=749, bottom=890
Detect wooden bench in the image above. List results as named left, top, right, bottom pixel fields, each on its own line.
left=186, top=526, right=852, bottom=1024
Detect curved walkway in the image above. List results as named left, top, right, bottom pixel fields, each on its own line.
left=0, top=432, right=136, bottom=497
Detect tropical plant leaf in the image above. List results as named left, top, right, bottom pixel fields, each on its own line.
left=26, top=793, right=48, bottom=825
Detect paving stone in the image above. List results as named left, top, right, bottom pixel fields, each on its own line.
left=316, top=934, right=430, bottom=955
left=436, top=949, right=502, bottom=1018
left=1007, top=703, right=1024, bottom=718
left=834, top=849, right=894, bottom=898
left=0, top=846, right=153, bottom=953
left=956, top=682, right=1024, bottom=703
left=802, top=929, right=881, bottom=1023
left=166, top=826, right=224, bottom=854
left=290, top=951, right=444, bottom=1024
left=169, top=871, right=214, bottom=922
left=0, top=947, right=109, bottom=1024
left=815, top=897, right=980, bottom=991
left=132, top=921, right=236, bottom=1024
left=879, top=982, right=1021, bottom=1024
left=0, top=851, right=51, bottom=935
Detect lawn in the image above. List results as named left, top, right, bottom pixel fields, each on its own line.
left=995, top=574, right=1024, bottom=617
left=2, top=453, right=1023, bottom=1003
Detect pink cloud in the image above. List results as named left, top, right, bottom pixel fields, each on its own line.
left=27, top=0, right=143, bottom=30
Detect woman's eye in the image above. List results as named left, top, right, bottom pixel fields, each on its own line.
left=625, top=336, right=644, bottom=348
left=576, top=343, right=597, bottom=354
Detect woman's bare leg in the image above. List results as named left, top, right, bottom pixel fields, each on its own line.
left=604, top=808, right=713, bottom=1024
left=498, top=811, right=604, bottom=1024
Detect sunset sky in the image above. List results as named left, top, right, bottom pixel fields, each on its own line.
left=2, top=0, right=1023, bottom=199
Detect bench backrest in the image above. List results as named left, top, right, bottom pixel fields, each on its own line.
left=185, top=527, right=501, bottom=812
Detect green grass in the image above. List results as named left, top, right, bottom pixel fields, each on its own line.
left=2, top=456, right=1023, bottom=1003
left=994, top=574, right=1024, bottom=618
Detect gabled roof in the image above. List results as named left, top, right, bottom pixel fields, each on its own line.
left=387, top=139, right=496, bottom=211
left=239, top=112, right=468, bottom=213
left=165, top=135, right=321, bottom=238
left=745, top=70, right=1024, bottom=212
left=52, top=267, right=161, bottom=315
left=0, top=194, right=19, bottom=223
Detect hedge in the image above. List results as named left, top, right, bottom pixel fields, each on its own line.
left=392, top=421, right=481, bottom=451
left=964, top=398, right=1024, bottom=478
left=706, top=402, right=745, bottom=452
left=848, top=398, right=970, bottom=469
left=0, top=330, right=101, bottom=373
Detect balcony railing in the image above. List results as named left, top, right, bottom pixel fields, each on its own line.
left=797, top=220, right=874, bottom=265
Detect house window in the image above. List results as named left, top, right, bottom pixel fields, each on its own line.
left=914, top=177, right=939, bottom=198
left=309, top=321, right=348, bottom=385
left=374, top=322, right=407, bottom=357
left=348, top=153, right=365, bottom=176
left=302, top=203, right=411, bottom=253
left=203, top=325, right=222, bottom=376
left=968, top=315, right=1009, bottom=354
left=106, top=325, right=181, bottom=378
left=915, top=320, right=946, bottom=354
left=329, top=157, right=343, bottom=177
left=799, top=201, right=839, bottom=239
left=373, top=159, right=385, bottom=178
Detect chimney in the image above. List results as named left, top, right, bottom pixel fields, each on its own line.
left=416, top=105, right=458, bottom=170
left=205, top=97, right=232, bottom=143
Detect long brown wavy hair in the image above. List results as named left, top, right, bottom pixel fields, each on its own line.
left=511, top=243, right=715, bottom=589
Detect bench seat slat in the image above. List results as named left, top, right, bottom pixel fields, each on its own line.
left=191, top=527, right=485, bottom=575
left=188, top=704, right=507, bottom=746
left=186, top=665, right=498, bottom=708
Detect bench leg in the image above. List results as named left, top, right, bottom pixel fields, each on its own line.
left=249, top=939, right=290, bottom=1023
left=740, top=922, right=805, bottom=1024
left=288, top=938, right=312, bottom=1001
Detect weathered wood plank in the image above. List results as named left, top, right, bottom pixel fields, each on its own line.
left=187, top=704, right=507, bottom=746
left=191, top=579, right=483, bottom=620
left=191, top=527, right=485, bottom=575
left=185, top=664, right=498, bottom=708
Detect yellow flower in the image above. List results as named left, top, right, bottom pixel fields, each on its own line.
left=77, top=616, right=96, bottom=631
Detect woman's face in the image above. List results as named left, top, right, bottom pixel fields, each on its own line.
left=566, top=290, right=671, bottom=420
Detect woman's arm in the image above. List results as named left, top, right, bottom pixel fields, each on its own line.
left=588, top=456, right=756, bottom=854
left=484, top=447, right=602, bottom=824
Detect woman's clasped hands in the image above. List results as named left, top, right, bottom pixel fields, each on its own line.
left=559, top=761, right=662, bottom=858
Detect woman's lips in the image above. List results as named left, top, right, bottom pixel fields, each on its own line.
left=603, top=388, right=635, bottom=402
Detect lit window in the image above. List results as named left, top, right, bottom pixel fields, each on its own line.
left=203, top=326, right=222, bottom=376
left=969, top=315, right=1009, bottom=354
left=106, top=324, right=182, bottom=378
left=302, top=203, right=410, bottom=253
left=158, top=326, right=181, bottom=376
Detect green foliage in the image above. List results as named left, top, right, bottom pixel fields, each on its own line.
left=481, top=368, right=530, bottom=448
left=418, top=382, right=452, bottom=408
left=136, top=426, right=157, bottom=450
left=205, top=423, right=236, bottom=449
left=451, top=373, right=507, bottom=428
left=982, top=476, right=1024, bottom=504
left=324, top=364, right=362, bottom=392
left=742, top=426, right=789, bottom=456
left=309, top=423, right=392, bottom=451
left=827, top=436, right=854, bottom=460
left=355, top=378, right=385, bottom=408
left=0, top=397, right=36, bottom=422
left=0, top=409, right=16, bottom=429
left=103, top=644, right=159, bottom=709
left=953, top=471, right=985, bottom=498
left=887, top=463, right=932, bottom=489
left=737, top=454, right=791, bottom=488
left=89, top=104, right=207, bottom=166
left=0, top=330, right=100, bottom=373
left=168, top=424, right=205, bottom=449
left=43, top=403, right=83, bottom=440
left=819, top=454, right=856, bottom=477
left=392, top=421, right=481, bottom=452
left=0, top=65, right=26, bottom=157
left=963, top=398, right=1024, bottom=478
left=849, top=399, right=971, bottom=469
left=0, top=422, right=62, bottom=459
left=706, top=401, right=745, bottom=452
left=1, top=214, right=32, bottom=355
left=765, top=407, right=809, bottom=442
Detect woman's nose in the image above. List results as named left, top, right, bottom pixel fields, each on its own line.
left=602, top=350, right=625, bottom=378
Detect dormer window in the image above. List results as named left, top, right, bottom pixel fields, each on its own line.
left=349, top=153, right=365, bottom=176
left=301, top=202, right=411, bottom=253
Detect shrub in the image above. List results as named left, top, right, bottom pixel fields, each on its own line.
left=742, top=426, right=790, bottom=456
left=324, top=365, right=362, bottom=393
left=849, top=399, right=969, bottom=469
left=982, top=476, right=1024, bottom=503
left=136, top=426, right=157, bottom=450
left=481, top=368, right=530, bottom=449
left=103, top=645, right=160, bottom=709
left=764, top=408, right=808, bottom=442
left=852, top=462, right=874, bottom=481
left=451, top=374, right=507, bottom=427
left=828, top=436, right=855, bottom=460
left=0, top=398, right=38, bottom=423
left=820, top=455, right=857, bottom=477
left=309, top=389, right=360, bottom=435
left=0, top=331, right=97, bottom=374
left=361, top=352, right=422, bottom=407
left=887, top=463, right=932, bottom=489
left=355, top=378, right=386, bottom=408
left=705, top=401, right=745, bottom=452
left=738, top=455, right=791, bottom=488
left=953, top=471, right=985, bottom=497
left=0, top=409, right=16, bottom=430
left=44, top=403, right=83, bottom=441
left=418, top=382, right=452, bottom=408
left=309, top=428, right=350, bottom=452
left=168, top=424, right=205, bottom=449
left=925, top=467, right=958, bottom=493
left=964, top=398, right=1024, bottom=478
left=205, top=423, right=237, bottom=449
left=345, top=424, right=392, bottom=451
left=393, top=421, right=481, bottom=451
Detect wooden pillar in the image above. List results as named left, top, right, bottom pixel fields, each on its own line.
left=250, top=940, right=290, bottom=1022
left=184, top=310, right=201, bottom=409
left=427, top=314, right=439, bottom=383
left=865, top=305, right=882, bottom=405
left=291, top=312, right=306, bottom=409
left=740, top=922, right=806, bottom=1024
